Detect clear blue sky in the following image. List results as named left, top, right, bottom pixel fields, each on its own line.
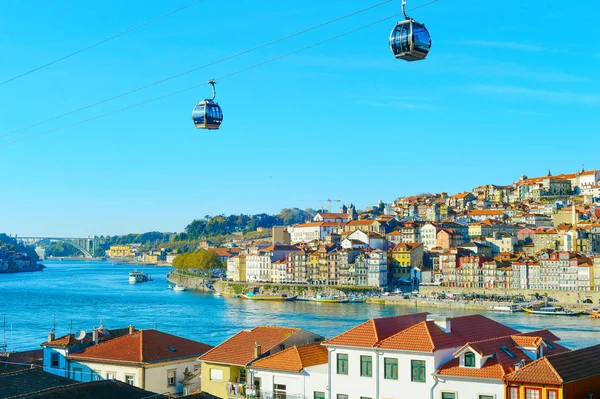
left=1, top=0, right=599, bottom=237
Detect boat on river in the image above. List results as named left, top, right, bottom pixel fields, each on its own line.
left=168, top=284, right=186, bottom=292
left=311, top=295, right=349, bottom=303
left=488, top=303, right=524, bottom=312
left=129, top=270, right=152, bottom=283
left=241, top=293, right=297, bottom=301
left=588, top=308, right=600, bottom=318
left=523, top=306, right=584, bottom=316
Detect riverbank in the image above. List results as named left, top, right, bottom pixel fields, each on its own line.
left=0, top=263, right=45, bottom=273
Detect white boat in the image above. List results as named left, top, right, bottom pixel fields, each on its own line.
left=173, top=284, right=186, bottom=292
left=215, top=292, right=222, bottom=297
left=488, top=303, right=524, bottom=312
left=129, top=270, right=152, bottom=284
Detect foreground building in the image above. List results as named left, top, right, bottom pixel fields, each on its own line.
left=198, top=326, right=323, bottom=399
left=66, top=329, right=212, bottom=395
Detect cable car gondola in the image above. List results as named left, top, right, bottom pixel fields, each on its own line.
left=389, top=0, right=431, bottom=61
left=192, top=79, right=223, bottom=130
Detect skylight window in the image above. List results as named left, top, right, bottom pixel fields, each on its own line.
left=169, top=346, right=177, bottom=352
left=500, top=346, right=516, bottom=358
left=544, top=339, right=554, bottom=350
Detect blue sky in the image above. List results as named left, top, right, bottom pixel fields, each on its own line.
left=1, top=0, right=599, bottom=237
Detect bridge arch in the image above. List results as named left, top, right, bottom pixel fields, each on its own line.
left=23, top=238, right=93, bottom=259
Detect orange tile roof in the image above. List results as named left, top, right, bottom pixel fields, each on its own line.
left=199, top=326, right=305, bottom=366
left=68, top=330, right=212, bottom=365
left=378, top=321, right=465, bottom=352
left=506, top=343, right=600, bottom=386
left=439, top=332, right=568, bottom=381
left=468, top=210, right=504, bottom=216
left=323, top=313, right=429, bottom=348
left=251, top=343, right=328, bottom=372
left=347, top=220, right=377, bottom=226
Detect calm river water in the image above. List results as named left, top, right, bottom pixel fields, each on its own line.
left=1, top=261, right=599, bottom=351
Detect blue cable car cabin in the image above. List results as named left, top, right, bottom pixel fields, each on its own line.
left=192, top=100, right=223, bottom=130
left=389, top=19, right=431, bottom=61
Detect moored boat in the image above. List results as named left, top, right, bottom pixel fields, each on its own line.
left=523, top=306, right=584, bottom=316
left=310, top=295, right=349, bottom=303
left=488, top=303, right=524, bottom=313
left=173, top=284, right=186, bottom=292
left=241, top=293, right=297, bottom=301
left=129, top=270, right=152, bottom=283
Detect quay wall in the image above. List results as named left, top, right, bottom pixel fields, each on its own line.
left=167, top=271, right=376, bottom=296
left=212, top=280, right=377, bottom=297
left=417, top=286, right=600, bottom=305
left=167, top=271, right=215, bottom=292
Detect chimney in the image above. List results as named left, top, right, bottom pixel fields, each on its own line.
left=434, top=317, right=452, bottom=333
left=129, top=325, right=134, bottom=334
left=92, top=329, right=99, bottom=345
left=254, top=342, right=262, bottom=358
left=48, top=332, right=55, bottom=343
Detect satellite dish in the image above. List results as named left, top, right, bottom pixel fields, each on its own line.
left=75, top=330, right=86, bottom=341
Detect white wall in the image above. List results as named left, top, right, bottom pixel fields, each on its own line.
left=69, top=358, right=201, bottom=394
left=433, top=377, right=505, bottom=399
left=145, top=359, right=201, bottom=395
left=378, top=352, right=434, bottom=399
left=328, top=347, right=378, bottom=399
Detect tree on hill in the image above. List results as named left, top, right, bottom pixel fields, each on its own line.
left=172, top=249, right=224, bottom=273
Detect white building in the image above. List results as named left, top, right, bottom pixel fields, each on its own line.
left=67, top=329, right=212, bottom=395
left=246, top=245, right=300, bottom=282
left=323, top=313, right=565, bottom=399
left=341, top=230, right=386, bottom=250
left=249, top=343, right=329, bottom=399
left=421, top=223, right=439, bottom=251
left=290, top=222, right=343, bottom=244
left=367, top=250, right=388, bottom=288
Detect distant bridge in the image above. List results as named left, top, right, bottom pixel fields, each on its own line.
left=15, top=236, right=99, bottom=259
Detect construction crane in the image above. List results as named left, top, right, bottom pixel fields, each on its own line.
left=317, top=199, right=341, bottom=213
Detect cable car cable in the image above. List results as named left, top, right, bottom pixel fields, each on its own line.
left=0, top=0, right=393, bottom=139
left=0, top=0, right=440, bottom=148
left=0, top=0, right=206, bottom=87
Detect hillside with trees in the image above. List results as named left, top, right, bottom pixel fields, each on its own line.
left=0, top=233, right=40, bottom=262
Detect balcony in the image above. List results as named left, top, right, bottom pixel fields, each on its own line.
left=227, top=385, right=304, bottom=399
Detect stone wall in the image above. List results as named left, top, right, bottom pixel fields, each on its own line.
left=418, top=286, right=600, bottom=305
left=167, top=271, right=215, bottom=291
left=213, top=280, right=377, bottom=298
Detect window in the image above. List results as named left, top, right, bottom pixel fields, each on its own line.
left=464, top=351, right=476, bottom=367
left=125, top=374, right=135, bottom=385
left=479, top=396, right=495, bottom=399
left=50, top=352, right=59, bottom=368
left=337, top=353, right=348, bottom=375
left=360, top=355, right=372, bottom=377
left=411, top=360, right=426, bottom=383
left=337, top=395, right=348, bottom=399
left=210, top=368, right=223, bottom=381
left=442, top=393, right=456, bottom=399
left=525, top=388, right=541, bottom=399
left=93, top=370, right=101, bottom=381
left=384, top=357, right=398, bottom=380
left=500, top=346, right=516, bottom=358
left=106, top=372, right=115, bottom=380
left=314, top=392, right=326, bottom=399
left=167, top=369, right=176, bottom=387
left=274, top=383, right=286, bottom=399
left=360, top=397, right=372, bottom=399
left=547, top=390, right=558, bottom=399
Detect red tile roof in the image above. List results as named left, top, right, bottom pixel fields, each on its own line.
left=68, top=330, right=212, bottom=365
left=323, top=313, right=429, bottom=348
left=378, top=321, right=465, bottom=352
left=199, top=326, right=308, bottom=366
left=251, top=343, right=328, bottom=372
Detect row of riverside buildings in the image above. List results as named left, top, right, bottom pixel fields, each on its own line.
left=222, top=169, right=600, bottom=292
left=32, top=313, right=600, bottom=399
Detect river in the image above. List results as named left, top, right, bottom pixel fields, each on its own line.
left=1, top=260, right=599, bottom=352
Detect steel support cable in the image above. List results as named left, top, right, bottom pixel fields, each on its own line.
left=0, top=0, right=205, bottom=87
left=0, top=0, right=440, bottom=148
left=0, top=0, right=392, bottom=139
